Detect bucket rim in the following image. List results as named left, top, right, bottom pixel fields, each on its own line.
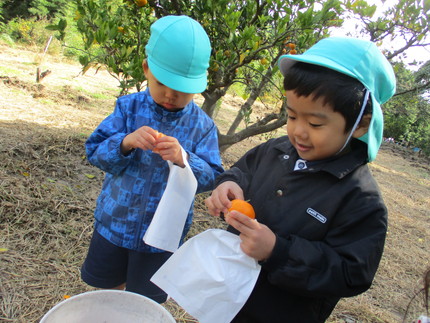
left=40, top=290, right=176, bottom=323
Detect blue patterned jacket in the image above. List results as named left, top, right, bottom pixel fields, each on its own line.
left=86, top=89, right=224, bottom=252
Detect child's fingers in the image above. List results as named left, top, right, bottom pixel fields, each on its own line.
left=140, top=126, right=159, bottom=139
left=205, top=197, right=224, bottom=217
left=154, top=136, right=177, bottom=152
left=153, top=139, right=185, bottom=166
left=130, top=126, right=158, bottom=150
left=155, top=134, right=169, bottom=144
left=217, top=182, right=243, bottom=211
left=225, top=211, right=257, bottom=233
left=205, top=192, right=229, bottom=216
left=226, top=187, right=245, bottom=202
left=213, top=190, right=233, bottom=214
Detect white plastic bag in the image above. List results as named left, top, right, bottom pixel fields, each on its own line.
left=151, top=229, right=261, bottom=323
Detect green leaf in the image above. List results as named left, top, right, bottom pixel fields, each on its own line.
left=79, top=55, right=89, bottom=66
left=45, top=24, right=60, bottom=31
left=58, top=19, right=67, bottom=30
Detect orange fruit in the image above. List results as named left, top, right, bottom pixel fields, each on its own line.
left=287, top=43, right=296, bottom=50
left=135, top=0, right=147, bottom=6
left=290, top=49, right=297, bottom=55
left=155, top=131, right=165, bottom=139
left=228, top=199, right=255, bottom=219
left=153, top=131, right=165, bottom=152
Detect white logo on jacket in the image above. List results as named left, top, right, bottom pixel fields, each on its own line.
left=307, top=208, right=327, bottom=223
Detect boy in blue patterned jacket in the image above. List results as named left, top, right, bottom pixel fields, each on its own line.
left=81, top=15, right=223, bottom=303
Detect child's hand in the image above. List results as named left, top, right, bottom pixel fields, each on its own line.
left=153, top=135, right=185, bottom=167
left=121, top=127, right=184, bottom=166
left=226, top=211, right=276, bottom=261
left=121, top=126, right=159, bottom=154
left=205, top=181, right=244, bottom=217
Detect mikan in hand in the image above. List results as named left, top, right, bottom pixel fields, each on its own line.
left=153, top=131, right=166, bottom=152
left=228, top=199, right=256, bottom=219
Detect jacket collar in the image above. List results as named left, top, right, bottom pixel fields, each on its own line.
left=274, top=137, right=368, bottom=179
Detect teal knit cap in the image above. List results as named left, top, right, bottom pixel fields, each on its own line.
left=278, top=37, right=396, bottom=161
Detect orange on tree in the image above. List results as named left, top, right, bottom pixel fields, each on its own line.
left=74, top=10, right=81, bottom=21
left=290, top=49, right=297, bottom=55
left=228, top=199, right=256, bottom=219
left=135, top=0, right=147, bottom=7
left=287, top=43, right=296, bottom=50
left=260, top=57, right=269, bottom=65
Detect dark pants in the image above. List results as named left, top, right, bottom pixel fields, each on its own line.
left=81, top=229, right=172, bottom=303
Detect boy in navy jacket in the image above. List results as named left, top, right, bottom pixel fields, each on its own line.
left=205, top=37, right=396, bottom=322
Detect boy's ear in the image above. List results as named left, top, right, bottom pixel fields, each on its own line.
left=142, top=59, right=149, bottom=75
left=352, top=114, right=371, bottom=138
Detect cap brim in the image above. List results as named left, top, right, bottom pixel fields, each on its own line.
left=278, top=54, right=359, bottom=81
left=148, top=58, right=207, bottom=94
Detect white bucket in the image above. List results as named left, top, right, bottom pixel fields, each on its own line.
left=40, top=290, right=176, bottom=323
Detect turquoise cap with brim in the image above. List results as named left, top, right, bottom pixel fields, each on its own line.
left=278, top=37, right=396, bottom=161
left=145, top=15, right=211, bottom=94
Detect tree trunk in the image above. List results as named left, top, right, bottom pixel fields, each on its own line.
left=227, top=64, right=277, bottom=135
left=227, top=93, right=256, bottom=135
left=219, top=101, right=288, bottom=152
left=201, top=88, right=226, bottom=117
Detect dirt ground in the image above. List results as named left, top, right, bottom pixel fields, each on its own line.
left=0, top=44, right=429, bottom=323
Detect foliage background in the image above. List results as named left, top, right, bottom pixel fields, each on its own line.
left=0, top=0, right=429, bottom=153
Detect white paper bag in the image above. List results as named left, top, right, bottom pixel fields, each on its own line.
left=151, top=229, right=261, bottom=323
left=143, top=147, right=197, bottom=252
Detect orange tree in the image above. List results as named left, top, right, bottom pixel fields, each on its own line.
left=49, top=0, right=346, bottom=150
left=188, top=0, right=343, bottom=151
left=73, top=0, right=155, bottom=93
left=48, top=0, right=429, bottom=151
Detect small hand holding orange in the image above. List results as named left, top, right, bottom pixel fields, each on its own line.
left=226, top=200, right=275, bottom=261
left=153, top=131, right=185, bottom=167
left=152, top=131, right=166, bottom=153
left=121, top=126, right=159, bottom=154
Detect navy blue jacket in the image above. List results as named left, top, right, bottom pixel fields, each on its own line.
left=216, top=137, right=387, bottom=322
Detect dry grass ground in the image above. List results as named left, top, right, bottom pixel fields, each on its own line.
left=0, top=43, right=429, bottom=322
